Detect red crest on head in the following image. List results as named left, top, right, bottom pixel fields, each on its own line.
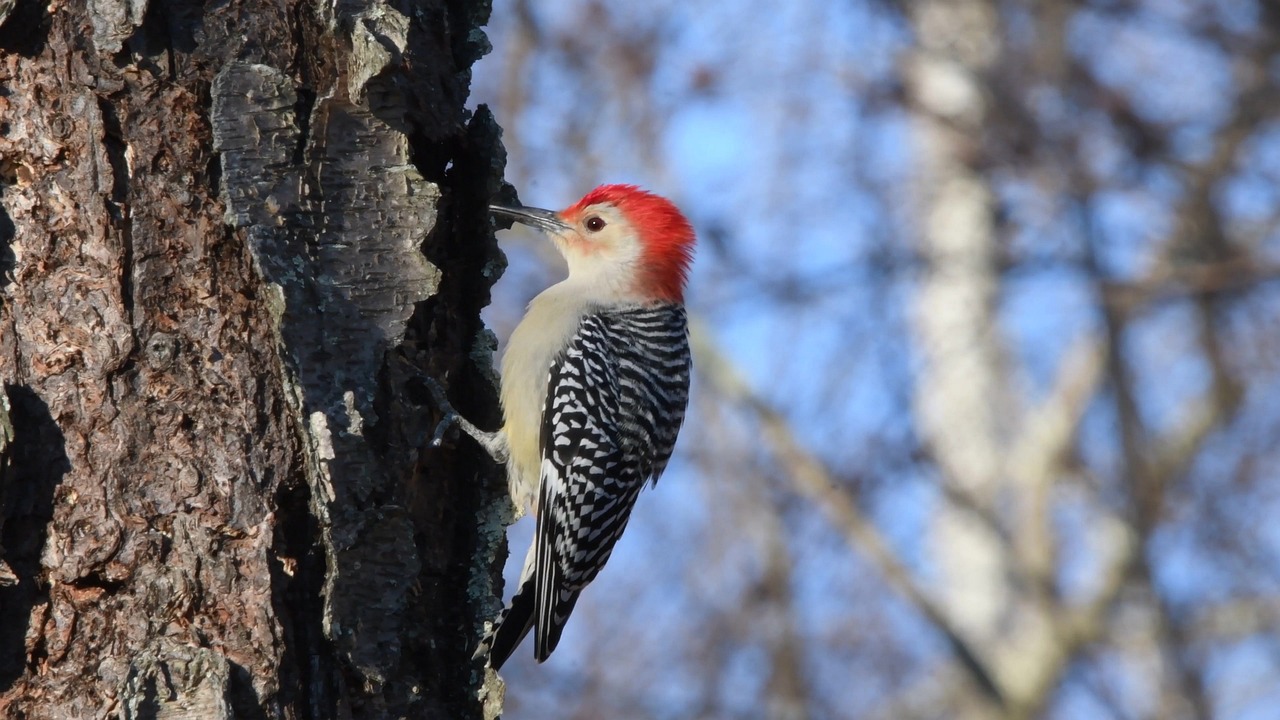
left=563, top=184, right=696, bottom=302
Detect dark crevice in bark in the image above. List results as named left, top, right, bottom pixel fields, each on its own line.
left=132, top=0, right=176, bottom=80
left=408, top=137, right=454, bottom=191
left=0, top=385, right=68, bottom=690
left=297, top=9, right=332, bottom=96
left=136, top=675, right=161, bottom=717
left=98, top=98, right=131, bottom=209
left=98, top=95, right=136, bottom=326
left=204, top=151, right=222, bottom=201
left=0, top=62, right=14, bottom=315
left=0, top=195, right=13, bottom=294
left=137, top=0, right=201, bottom=56
left=228, top=659, right=272, bottom=720
left=291, top=87, right=316, bottom=167
left=68, top=572, right=126, bottom=595
left=0, top=0, right=52, bottom=57
left=272, top=470, right=336, bottom=719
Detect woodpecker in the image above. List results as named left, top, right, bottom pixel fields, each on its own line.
left=440, top=184, right=694, bottom=669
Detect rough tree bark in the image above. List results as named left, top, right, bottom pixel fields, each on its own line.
left=0, top=0, right=511, bottom=717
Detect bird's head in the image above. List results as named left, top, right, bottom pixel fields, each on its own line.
left=490, top=184, right=695, bottom=303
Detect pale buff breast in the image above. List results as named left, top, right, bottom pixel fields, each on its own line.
left=499, top=283, right=590, bottom=516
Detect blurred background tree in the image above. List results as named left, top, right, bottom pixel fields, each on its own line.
left=473, top=1, right=1280, bottom=718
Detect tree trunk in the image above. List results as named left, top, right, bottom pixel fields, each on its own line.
left=0, top=0, right=510, bottom=717
left=905, top=0, right=1029, bottom=717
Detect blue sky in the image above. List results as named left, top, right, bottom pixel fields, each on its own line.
left=468, top=1, right=1280, bottom=717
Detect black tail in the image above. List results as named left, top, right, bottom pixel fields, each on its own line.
left=479, top=577, right=536, bottom=671
left=533, top=590, right=582, bottom=663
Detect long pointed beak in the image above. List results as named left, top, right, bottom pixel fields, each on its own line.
left=488, top=204, right=572, bottom=234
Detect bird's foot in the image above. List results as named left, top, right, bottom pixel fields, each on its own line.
left=415, top=372, right=509, bottom=465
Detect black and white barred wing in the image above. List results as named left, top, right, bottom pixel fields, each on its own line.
left=480, top=304, right=690, bottom=669
left=532, top=305, right=691, bottom=662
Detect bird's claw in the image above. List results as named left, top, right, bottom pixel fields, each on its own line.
left=410, top=369, right=509, bottom=464
left=430, top=412, right=459, bottom=448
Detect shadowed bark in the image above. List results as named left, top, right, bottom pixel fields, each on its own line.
left=0, top=0, right=510, bottom=717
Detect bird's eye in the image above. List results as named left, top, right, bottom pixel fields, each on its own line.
left=584, top=216, right=606, bottom=232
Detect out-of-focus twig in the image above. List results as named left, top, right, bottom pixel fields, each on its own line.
left=690, top=320, right=1008, bottom=707
left=1007, top=335, right=1105, bottom=594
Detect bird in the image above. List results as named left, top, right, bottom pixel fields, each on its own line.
left=433, top=184, right=695, bottom=669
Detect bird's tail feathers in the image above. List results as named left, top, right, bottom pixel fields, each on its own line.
left=475, top=575, right=536, bottom=671
left=534, top=588, right=583, bottom=662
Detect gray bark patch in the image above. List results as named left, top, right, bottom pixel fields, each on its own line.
left=212, top=59, right=442, bottom=685
left=121, top=639, right=233, bottom=720
left=88, top=0, right=147, bottom=54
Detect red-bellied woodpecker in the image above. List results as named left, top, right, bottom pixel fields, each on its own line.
left=438, top=185, right=695, bottom=669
